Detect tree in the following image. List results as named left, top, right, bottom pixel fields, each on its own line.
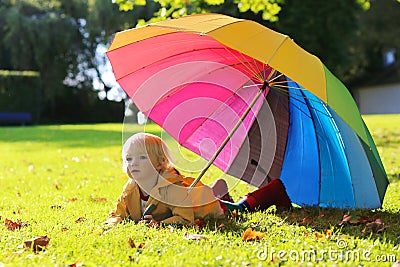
left=1, top=0, right=86, bottom=119
left=112, top=0, right=371, bottom=84
left=349, top=0, right=400, bottom=86
left=0, top=0, right=158, bottom=122
left=272, top=0, right=367, bottom=83
left=113, top=0, right=284, bottom=24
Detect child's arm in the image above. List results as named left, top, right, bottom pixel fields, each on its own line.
left=104, top=181, right=132, bottom=225
left=159, top=205, right=194, bottom=224
left=156, top=185, right=195, bottom=224
left=104, top=195, right=129, bottom=225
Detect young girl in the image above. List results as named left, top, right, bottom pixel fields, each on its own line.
left=105, top=133, right=225, bottom=225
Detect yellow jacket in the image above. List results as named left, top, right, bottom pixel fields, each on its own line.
left=106, top=169, right=225, bottom=224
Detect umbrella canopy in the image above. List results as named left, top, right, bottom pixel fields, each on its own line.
left=106, top=13, right=388, bottom=209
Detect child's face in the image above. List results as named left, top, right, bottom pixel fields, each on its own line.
left=124, top=143, right=158, bottom=190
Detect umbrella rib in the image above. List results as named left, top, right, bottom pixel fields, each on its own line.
left=211, top=47, right=263, bottom=81
left=271, top=82, right=329, bottom=107
left=219, top=46, right=266, bottom=82
left=147, top=60, right=265, bottom=112
left=179, top=82, right=263, bottom=146
left=270, top=84, right=334, bottom=119
left=253, top=58, right=265, bottom=81
left=188, top=81, right=270, bottom=192
left=115, top=46, right=249, bottom=82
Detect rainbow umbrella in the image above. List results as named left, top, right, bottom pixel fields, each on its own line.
left=106, top=13, right=388, bottom=209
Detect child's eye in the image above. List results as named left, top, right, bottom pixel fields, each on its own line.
left=126, top=157, right=132, bottom=162
left=139, top=155, right=147, bottom=160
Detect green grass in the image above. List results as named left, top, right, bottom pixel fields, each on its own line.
left=0, top=115, right=399, bottom=266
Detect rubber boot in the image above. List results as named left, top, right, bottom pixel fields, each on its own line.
left=244, top=179, right=292, bottom=211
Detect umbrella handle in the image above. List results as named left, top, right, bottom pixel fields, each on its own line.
left=188, top=81, right=269, bottom=193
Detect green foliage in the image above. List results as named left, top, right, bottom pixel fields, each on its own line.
left=274, top=0, right=365, bottom=83
left=349, top=0, right=400, bottom=86
left=0, top=0, right=153, bottom=123
left=115, top=0, right=285, bottom=24
left=0, top=117, right=399, bottom=266
left=235, top=0, right=282, bottom=21
left=0, top=72, right=41, bottom=122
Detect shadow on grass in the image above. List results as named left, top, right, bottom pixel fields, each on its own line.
left=0, top=124, right=162, bottom=148
left=283, top=207, right=400, bottom=244
left=212, top=206, right=400, bottom=245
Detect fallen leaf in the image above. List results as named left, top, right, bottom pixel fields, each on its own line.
left=325, top=228, right=334, bottom=239
left=362, top=218, right=387, bottom=234
left=242, top=228, right=265, bottom=241
left=5, top=218, right=24, bottom=231
left=23, top=235, right=50, bottom=252
left=314, top=232, right=325, bottom=242
left=75, top=217, right=86, bottom=223
left=148, top=221, right=161, bottom=229
left=128, top=237, right=135, bottom=248
left=93, top=197, right=107, bottom=202
left=183, top=232, right=208, bottom=240
left=338, top=214, right=351, bottom=226
left=93, top=227, right=112, bottom=235
left=301, top=217, right=313, bottom=225
left=216, top=223, right=225, bottom=231
left=357, top=216, right=372, bottom=224
left=127, top=238, right=146, bottom=250
left=68, top=259, right=84, bottom=267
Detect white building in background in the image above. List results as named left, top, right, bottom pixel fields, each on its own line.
left=352, top=48, right=400, bottom=115
left=353, top=83, right=400, bottom=114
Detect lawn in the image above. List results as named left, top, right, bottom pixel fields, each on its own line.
left=0, top=115, right=399, bottom=266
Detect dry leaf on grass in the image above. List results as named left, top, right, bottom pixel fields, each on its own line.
left=314, top=232, right=325, bottom=242
left=325, top=228, right=334, bottom=239
left=22, top=235, right=50, bottom=252
left=127, top=237, right=135, bottom=248
left=301, top=217, right=313, bottom=225
left=362, top=218, right=387, bottom=234
left=183, top=232, right=208, bottom=240
left=338, top=214, right=352, bottom=226
left=75, top=217, right=86, bottom=223
left=215, top=223, right=225, bottom=231
left=5, top=218, right=26, bottom=231
left=127, top=238, right=145, bottom=253
left=68, top=259, right=84, bottom=267
left=242, top=228, right=265, bottom=241
left=93, top=197, right=107, bottom=202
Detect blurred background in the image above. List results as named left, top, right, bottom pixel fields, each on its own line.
left=0, top=0, right=399, bottom=125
